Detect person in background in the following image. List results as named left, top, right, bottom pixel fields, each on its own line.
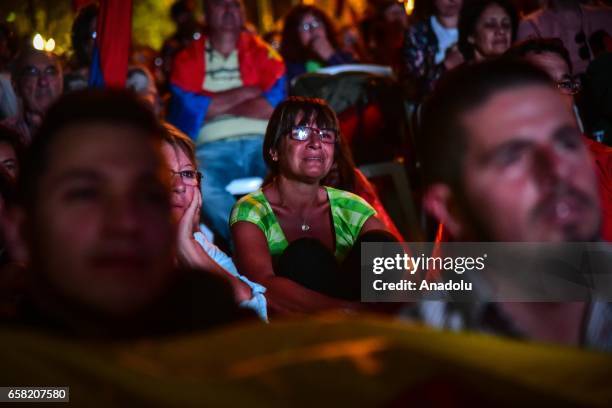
left=64, top=3, right=98, bottom=92
left=126, top=65, right=163, bottom=117
left=280, top=5, right=356, bottom=85
left=402, top=0, right=464, bottom=97
left=362, top=0, right=409, bottom=71
left=0, top=125, right=23, bottom=180
left=160, top=0, right=205, bottom=92
left=0, top=23, right=18, bottom=121
left=2, top=49, right=63, bottom=145
left=161, top=124, right=268, bottom=320
left=231, top=97, right=392, bottom=317
left=338, top=24, right=371, bottom=63
left=517, top=0, right=612, bottom=75
left=4, top=89, right=249, bottom=338
left=457, top=0, right=518, bottom=63
left=505, top=38, right=581, bottom=121
left=167, top=0, right=286, bottom=247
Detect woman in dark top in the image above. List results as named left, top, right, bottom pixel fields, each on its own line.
left=280, top=5, right=356, bottom=85
left=458, top=0, right=518, bottom=63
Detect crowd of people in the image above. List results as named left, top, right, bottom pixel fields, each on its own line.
left=0, top=0, right=611, bottom=357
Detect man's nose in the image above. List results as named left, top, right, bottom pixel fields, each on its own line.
left=104, top=197, right=141, bottom=235
left=37, top=74, right=50, bottom=87
left=533, top=146, right=572, bottom=187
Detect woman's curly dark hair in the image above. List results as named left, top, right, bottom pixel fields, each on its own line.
left=280, top=5, right=341, bottom=64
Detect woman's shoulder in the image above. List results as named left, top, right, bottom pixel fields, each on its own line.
left=230, top=190, right=271, bottom=224
left=325, top=186, right=376, bottom=214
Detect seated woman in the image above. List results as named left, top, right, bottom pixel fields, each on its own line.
left=457, top=0, right=518, bottom=63
left=230, top=97, right=393, bottom=317
left=161, top=124, right=267, bottom=321
left=281, top=5, right=356, bottom=84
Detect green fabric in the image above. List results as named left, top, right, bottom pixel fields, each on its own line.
left=230, top=186, right=376, bottom=260
left=305, top=60, right=323, bottom=73
left=2, top=316, right=612, bottom=406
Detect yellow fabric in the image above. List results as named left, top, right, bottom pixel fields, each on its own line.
left=1, top=315, right=611, bottom=406
left=198, top=40, right=268, bottom=144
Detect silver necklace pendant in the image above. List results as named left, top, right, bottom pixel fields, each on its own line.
left=301, top=222, right=310, bottom=232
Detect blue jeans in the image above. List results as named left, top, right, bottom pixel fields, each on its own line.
left=196, top=136, right=268, bottom=245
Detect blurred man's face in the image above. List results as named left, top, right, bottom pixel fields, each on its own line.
left=17, top=52, right=63, bottom=115
left=27, top=124, right=176, bottom=316
left=207, top=0, right=244, bottom=33
left=453, top=85, right=600, bottom=241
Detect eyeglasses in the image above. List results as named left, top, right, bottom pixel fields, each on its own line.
left=575, top=30, right=591, bottom=61
left=170, top=170, right=202, bottom=186
left=299, top=19, right=321, bottom=32
left=556, top=77, right=582, bottom=95
left=287, top=126, right=337, bottom=144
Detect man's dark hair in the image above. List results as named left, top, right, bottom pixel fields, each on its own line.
left=505, top=38, right=573, bottom=74
left=18, top=89, right=165, bottom=211
left=458, top=0, right=519, bottom=61
left=419, top=58, right=553, bottom=189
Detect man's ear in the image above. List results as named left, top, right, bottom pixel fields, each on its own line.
left=422, top=183, right=465, bottom=240
left=467, top=35, right=475, bottom=45
left=2, top=206, right=30, bottom=266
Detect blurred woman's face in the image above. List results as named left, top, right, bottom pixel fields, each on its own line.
left=161, top=142, right=198, bottom=223
left=469, top=3, right=512, bottom=60
left=274, top=113, right=335, bottom=184
left=298, top=13, right=326, bottom=47
left=434, top=0, right=462, bottom=18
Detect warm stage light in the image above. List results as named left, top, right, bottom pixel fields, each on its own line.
left=33, top=34, right=45, bottom=51
left=44, top=38, right=56, bottom=52
left=405, top=0, right=415, bottom=15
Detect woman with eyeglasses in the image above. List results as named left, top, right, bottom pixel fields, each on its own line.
left=457, top=0, right=518, bottom=63
left=230, top=97, right=393, bottom=317
left=161, top=124, right=268, bottom=321
left=280, top=5, right=356, bottom=85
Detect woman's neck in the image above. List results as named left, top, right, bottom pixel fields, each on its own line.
left=435, top=14, right=459, bottom=29
left=274, top=176, right=321, bottom=211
